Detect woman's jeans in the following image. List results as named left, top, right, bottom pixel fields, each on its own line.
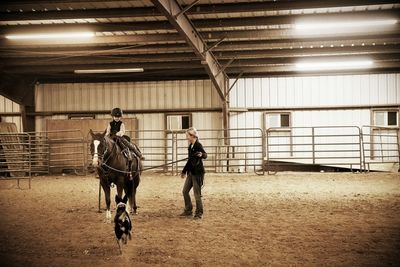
left=182, top=172, right=203, bottom=215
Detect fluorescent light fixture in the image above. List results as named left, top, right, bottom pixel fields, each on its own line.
left=295, top=60, right=373, bottom=71
left=74, top=68, right=144, bottom=74
left=5, top=32, right=95, bottom=40
left=295, top=19, right=397, bottom=31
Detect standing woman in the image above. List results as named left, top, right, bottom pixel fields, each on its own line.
left=180, top=127, right=207, bottom=220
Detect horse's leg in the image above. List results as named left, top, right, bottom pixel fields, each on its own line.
left=116, top=176, right=124, bottom=207
left=124, top=177, right=134, bottom=215
left=116, top=176, right=124, bottom=196
left=131, top=175, right=140, bottom=214
left=101, top=180, right=112, bottom=222
left=129, top=158, right=141, bottom=215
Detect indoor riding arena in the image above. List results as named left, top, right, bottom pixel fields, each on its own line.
left=0, top=1, right=399, bottom=267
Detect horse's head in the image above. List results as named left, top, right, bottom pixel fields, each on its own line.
left=89, top=129, right=108, bottom=167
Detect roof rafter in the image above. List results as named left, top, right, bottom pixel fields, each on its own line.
left=1, top=9, right=398, bottom=35
left=150, top=0, right=228, bottom=101
left=1, top=0, right=398, bottom=20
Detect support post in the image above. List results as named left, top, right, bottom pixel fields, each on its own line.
left=151, top=0, right=230, bottom=145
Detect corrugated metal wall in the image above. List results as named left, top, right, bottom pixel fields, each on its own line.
left=0, top=95, right=22, bottom=132
left=32, top=73, right=399, bottom=170
left=229, top=73, right=400, bottom=168
left=229, top=73, right=400, bottom=129
left=35, top=79, right=222, bottom=131
left=35, top=80, right=224, bottom=170
left=36, top=80, right=221, bottom=113
left=229, top=73, right=400, bottom=109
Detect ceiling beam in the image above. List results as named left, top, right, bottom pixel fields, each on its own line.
left=1, top=9, right=398, bottom=35
left=1, top=27, right=399, bottom=48
left=225, top=62, right=400, bottom=74
left=1, top=61, right=202, bottom=73
left=2, top=34, right=399, bottom=56
left=3, top=53, right=399, bottom=74
left=151, top=0, right=227, bottom=101
left=1, top=0, right=398, bottom=21
left=33, top=68, right=400, bottom=84
left=3, top=45, right=400, bottom=66
left=20, top=62, right=400, bottom=84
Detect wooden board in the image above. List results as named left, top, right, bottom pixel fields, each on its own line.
left=46, top=118, right=138, bottom=141
left=0, top=122, right=25, bottom=177
left=0, top=122, right=18, bottom=133
left=45, top=118, right=138, bottom=173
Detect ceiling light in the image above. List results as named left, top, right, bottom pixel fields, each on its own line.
left=295, top=59, right=373, bottom=71
left=295, top=19, right=397, bottom=31
left=5, top=31, right=95, bottom=40
left=74, top=68, right=144, bottom=74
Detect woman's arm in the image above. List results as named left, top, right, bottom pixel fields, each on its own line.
left=195, top=142, right=207, bottom=159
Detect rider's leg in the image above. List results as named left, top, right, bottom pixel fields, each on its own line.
left=130, top=144, right=143, bottom=159
left=120, top=136, right=143, bottom=159
left=118, top=137, right=134, bottom=180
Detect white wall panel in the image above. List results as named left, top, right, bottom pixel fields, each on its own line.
left=0, top=95, right=20, bottom=113
left=36, top=79, right=221, bottom=112
left=230, top=73, right=400, bottom=108
left=0, top=95, right=22, bottom=132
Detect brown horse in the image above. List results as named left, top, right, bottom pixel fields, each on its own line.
left=89, top=130, right=141, bottom=220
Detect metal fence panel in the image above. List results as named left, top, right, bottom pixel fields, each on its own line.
left=0, top=133, right=31, bottom=188
left=361, top=125, right=400, bottom=171
left=266, top=126, right=363, bottom=172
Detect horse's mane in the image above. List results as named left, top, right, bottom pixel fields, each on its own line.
left=104, top=135, right=122, bottom=154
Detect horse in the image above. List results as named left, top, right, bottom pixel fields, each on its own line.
left=89, top=129, right=141, bottom=220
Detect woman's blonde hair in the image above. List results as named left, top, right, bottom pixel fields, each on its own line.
left=186, top=127, right=199, bottom=139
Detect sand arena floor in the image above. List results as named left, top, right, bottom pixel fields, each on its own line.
left=0, top=172, right=399, bottom=266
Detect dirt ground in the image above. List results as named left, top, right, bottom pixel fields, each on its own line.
left=0, top=171, right=399, bottom=267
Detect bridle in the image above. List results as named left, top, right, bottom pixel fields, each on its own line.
left=94, top=137, right=133, bottom=175
left=93, top=137, right=115, bottom=165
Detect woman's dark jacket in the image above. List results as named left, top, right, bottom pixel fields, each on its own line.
left=182, top=139, right=207, bottom=175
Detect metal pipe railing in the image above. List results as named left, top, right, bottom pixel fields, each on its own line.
left=361, top=126, right=400, bottom=171
left=0, top=132, right=32, bottom=188
left=266, top=126, right=364, bottom=173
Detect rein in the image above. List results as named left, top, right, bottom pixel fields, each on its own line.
left=94, top=137, right=188, bottom=174
left=101, top=157, right=188, bottom=174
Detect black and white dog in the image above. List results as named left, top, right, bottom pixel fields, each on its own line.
left=114, top=195, right=132, bottom=254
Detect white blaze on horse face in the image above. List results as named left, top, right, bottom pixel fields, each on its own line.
left=92, top=140, right=100, bottom=167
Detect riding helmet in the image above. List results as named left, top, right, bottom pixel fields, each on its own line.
left=111, top=107, right=123, bottom=117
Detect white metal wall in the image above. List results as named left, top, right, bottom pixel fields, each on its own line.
left=0, top=95, right=22, bottom=132
left=229, top=73, right=400, bottom=109
left=35, top=79, right=222, bottom=131
left=34, top=80, right=223, bottom=168
left=35, top=80, right=221, bottom=113
left=229, top=73, right=400, bottom=129
left=229, top=73, right=400, bottom=169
